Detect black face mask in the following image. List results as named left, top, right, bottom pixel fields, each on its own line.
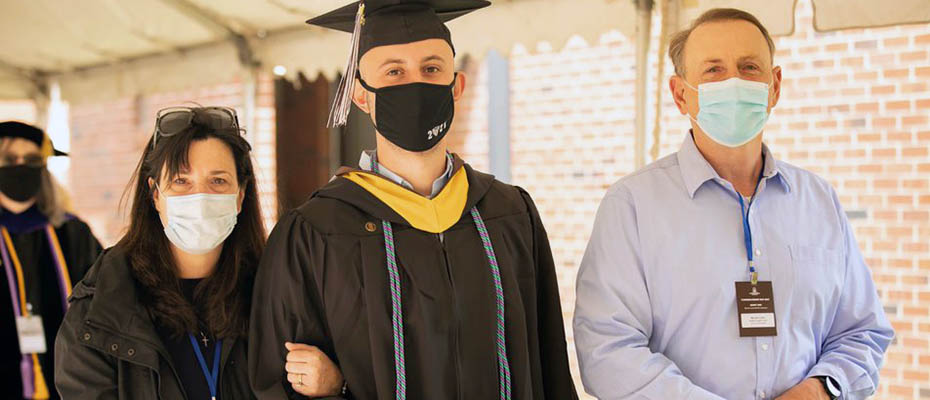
left=358, top=74, right=456, bottom=152
left=0, top=165, right=42, bottom=202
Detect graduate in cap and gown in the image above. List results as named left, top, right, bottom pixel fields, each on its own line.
left=0, top=121, right=102, bottom=400
left=248, top=1, right=578, bottom=399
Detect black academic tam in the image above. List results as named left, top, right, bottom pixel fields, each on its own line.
left=249, top=156, right=578, bottom=399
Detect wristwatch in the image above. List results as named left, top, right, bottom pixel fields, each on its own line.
left=815, top=376, right=841, bottom=400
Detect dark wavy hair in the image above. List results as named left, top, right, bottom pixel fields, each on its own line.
left=120, top=111, right=265, bottom=339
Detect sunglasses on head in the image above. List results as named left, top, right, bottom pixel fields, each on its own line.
left=152, top=106, right=240, bottom=148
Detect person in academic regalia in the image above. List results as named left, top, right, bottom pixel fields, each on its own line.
left=0, top=121, right=102, bottom=400
left=248, top=1, right=579, bottom=399
left=55, top=107, right=265, bottom=399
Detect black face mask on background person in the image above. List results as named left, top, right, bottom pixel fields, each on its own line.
left=358, top=74, right=457, bottom=152
left=0, top=165, right=42, bottom=202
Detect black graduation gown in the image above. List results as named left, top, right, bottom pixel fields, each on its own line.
left=249, top=158, right=577, bottom=399
left=0, top=206, right=102, bottom=400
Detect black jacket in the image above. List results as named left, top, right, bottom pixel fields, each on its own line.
left=54, top=245, right=255, bottom=400
left=1, top=212, right=102, bottom=400
left=249, top=158, right=578, bottom=399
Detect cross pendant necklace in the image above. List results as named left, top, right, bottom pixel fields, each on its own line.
left=199, top=331, right=209, bottom=347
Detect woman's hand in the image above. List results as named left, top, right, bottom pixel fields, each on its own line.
left=284, top=342, right=345, bottom=398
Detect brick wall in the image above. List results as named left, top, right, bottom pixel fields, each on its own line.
left=760, top=5, right=930, bottom=398
left=68, top=74, right=277, bottom=247
left=450, top=0, right=929, bottom=398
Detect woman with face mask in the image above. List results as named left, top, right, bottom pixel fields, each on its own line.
left=0, top=121, right=102, bottom=400
left=54, top=107, right=265, bottom=399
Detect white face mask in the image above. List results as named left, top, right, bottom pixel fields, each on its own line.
left=160, top=191, right=239, bottom=255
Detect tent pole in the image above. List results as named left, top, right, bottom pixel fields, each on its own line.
left=634, top=0, right=654, bottom=169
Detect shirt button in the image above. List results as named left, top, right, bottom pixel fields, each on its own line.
left=759, top=391, right=766, bottom=399
left=761, top=344, right=769, bottom=351
left=754, top=249, right=762, bottom=257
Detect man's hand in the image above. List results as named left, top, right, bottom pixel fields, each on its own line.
left=285, top=342, right=345, bottom=398
left=775, top=378, right=830, bottom=400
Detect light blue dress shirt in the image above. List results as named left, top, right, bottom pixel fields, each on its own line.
left=358, top=150, right=453, bottom=199
left=573, top=134, right=894, bottom=400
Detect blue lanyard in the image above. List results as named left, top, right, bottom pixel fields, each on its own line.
left=737, top=195, right=758, bottom=285
left=737, top=160, right=767, bottom=285
left=188, top=334, right=222, bottom=400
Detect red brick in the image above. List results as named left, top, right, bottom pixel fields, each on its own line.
left=855, top=102, right=879, bottom=113
left=872, top=148, right=897, bottom=158
left=888, top=195, right=914, bottom=206
left=886, top=100, right=911, bottom=111
left=887, top=131, right=913, bottom=142
left=888, top=384, right=914, bottom=397
left=903, top=211, right=929, bottom=221
left=902, top=275, right=928, bottom=285
left=901, top=82, right=928, bottom=93
left=903, top=147, right=929, bottom=158
left=903, top=115, right=928, bottom=126
left=902, top=306, right=929, bottom=318
left=874, top=210, right=899, bottom=221
left=889, top=289, right=914, bottom=301
left=883, top=37, right=909, bottom=48
left=901, top=336, right=929, bottom=349
left=871, top=85, right=896, bottom=95
left=842, top=56, right=864, bottom=67
left=900, top=50, right=929, bottom=62
left=844, top=149, right=866, bottom=158
left=873, top=117, right=898, bottom=128
left=815, top=120, right=837, bottom=129
left=883, top=68, right=910, bottom=79
left=917, top=66, right=930, bottom=78
left=840, top=87, right=865, bottom=97
left=902, top=178, right=929, bottom=190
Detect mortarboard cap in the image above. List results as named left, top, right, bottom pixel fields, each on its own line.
left=307, top=0, right=490, bottom=127
left=0, top=121, right=67, bottom=158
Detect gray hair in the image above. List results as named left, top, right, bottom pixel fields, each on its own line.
left=669, top=8, right=776, bottom=77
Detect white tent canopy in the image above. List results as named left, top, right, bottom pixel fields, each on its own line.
left=0, top=0, right=640, bottom=104
left=0, top=0, right=927, bottom=104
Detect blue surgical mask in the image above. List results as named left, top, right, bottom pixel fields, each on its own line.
left=684, top=77, right=771, bottom=147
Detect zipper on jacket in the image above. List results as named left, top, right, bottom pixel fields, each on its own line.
left=438, top=233, right=463, bottom=400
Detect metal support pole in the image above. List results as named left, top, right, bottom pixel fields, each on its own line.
left=634, top=0, right=654, bottom=169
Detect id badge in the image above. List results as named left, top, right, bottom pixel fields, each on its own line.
left=15, top=315, right=47, bottom=354
left=735, top=281, right=777, bottom=337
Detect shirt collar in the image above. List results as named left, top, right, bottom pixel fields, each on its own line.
left=358, top=150, right=455, bottom=199
left=677, top=132, right=791, bottom=198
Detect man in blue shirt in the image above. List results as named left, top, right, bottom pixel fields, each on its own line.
left=573, top=8, right=893, bottom=400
